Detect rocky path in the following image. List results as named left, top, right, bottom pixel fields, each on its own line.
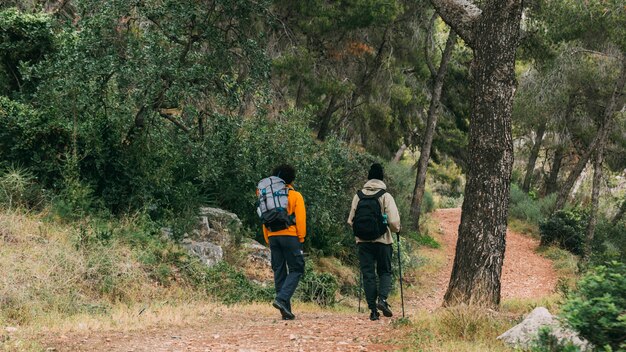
left=43, top=208, right=558, bottom=352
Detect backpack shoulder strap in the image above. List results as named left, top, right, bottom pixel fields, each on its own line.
left=357, top=189, right=386, bottom=200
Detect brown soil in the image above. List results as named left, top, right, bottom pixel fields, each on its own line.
left=41, top=208, right=558, bottom=352
left=411, top=208, right=558, bottom=312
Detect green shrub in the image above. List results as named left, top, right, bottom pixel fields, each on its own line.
left=438, top=195, right=463, bottom=209
left=428, top=158, right=464, bottom=197
left=297, top=261, right=339, bottom=306
left=422, top=190, right=435, bottom=213
left=0, top=97, right=69, bottom=187
left=509, top=183, right=556, bottom=225
left=0, top=166, right=44, bottom=209
left=531, top=326, right=582, bottom=352
left=561, top=261, right=626, bottom=351
left=539, top=209, right=588, bottom=256
left=591, top=220, right=626, bottom=265
left=195, top=261, right=274, bottom=304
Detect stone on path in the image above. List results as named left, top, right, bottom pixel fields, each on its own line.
left=497, top=307, right=591, bottom=350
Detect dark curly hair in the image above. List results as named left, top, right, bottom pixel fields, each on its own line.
left=272, top=164, right=296, bottom=184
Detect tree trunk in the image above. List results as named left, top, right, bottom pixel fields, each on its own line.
left=316, top=95, right=339, bottom=141
left=522, top=121, right=546, bottom=193
left=410, top=30, right=457, bottom=231
left=612, top=198, right=626, bottom=225
left=440, top=0, right=523, bottom=309
left=554, top=55, right=626, bottom=212
left=544, top=95, right=576, bottom=195
left=392, top=144, right=408, bottom=163
left=544, top=145, right=564, bottom=195
left=585, top=145, right=604, bottom=258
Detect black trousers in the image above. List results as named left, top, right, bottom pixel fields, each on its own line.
left=269, top=236, right=305, bottom=309
left=358, top=242, right=393, bottom=310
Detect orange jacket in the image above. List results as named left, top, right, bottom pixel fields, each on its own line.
left=260, top=185, right=306, bottom=244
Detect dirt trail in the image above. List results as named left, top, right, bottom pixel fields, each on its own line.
left=410, top=208, right=558, bottom=312
left=43, top=208, right=557, bottom=352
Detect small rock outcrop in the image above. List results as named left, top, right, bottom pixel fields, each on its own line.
left=167, top=207, right=271, bottom=282
left=181, top=239, right=223, bottom=267
left=497, top=307, right=591, bottom=350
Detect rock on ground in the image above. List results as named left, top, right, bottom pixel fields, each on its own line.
left=497, top=307, right=591, bottom=350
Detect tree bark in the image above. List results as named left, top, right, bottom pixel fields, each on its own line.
left=392, top=144, right=408, bottom=163
left=316, top=95, right=340, bottom=141
left=522, top=121, right=546, bottom=193
left=431, top=0, right=523, bottom=309
left=544, top=96, right=576, bottom=195
left=544, top=145, right=564, bottom=195
left=585, top=144, right=604, bottom=258
left=554, top=55, right=626, bottom=212
left=612, top=198, right=626, bottom=225
left=410, top=30, right=457, bottom=231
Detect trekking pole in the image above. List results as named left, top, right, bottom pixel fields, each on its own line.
left=358, top=272, right=363, bottom=313
left=396, top=232, right=405, bottom=318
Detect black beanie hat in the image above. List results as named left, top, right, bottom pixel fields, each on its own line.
left=368, top=163, right=384, bottom=181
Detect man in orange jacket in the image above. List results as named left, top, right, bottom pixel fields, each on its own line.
left=261, top=164, right=306, bottom=320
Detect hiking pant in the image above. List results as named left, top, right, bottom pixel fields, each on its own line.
left=269, top=236, right=305, bottom=309
left=358, top=242, right=393, bottom=311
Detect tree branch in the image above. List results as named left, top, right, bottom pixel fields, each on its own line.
left=424, top=13, right=438, bottom=77
left=159, top=109, right=190, bottom=133
left=428, top=0, right=481, bottom=46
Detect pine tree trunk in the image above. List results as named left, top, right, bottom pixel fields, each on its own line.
left=545, top=145, right=564, bottom=195
left=585, top=146, right=604, bottom=257
left=410, top=31, right=457, bottom=231
left=316, top=95, right=339, bottom=141
left=442, top=1, right=522, bottom=308
left=544, top=96, right=576, bottom=195
left=522, top=122, right=546, bottom=193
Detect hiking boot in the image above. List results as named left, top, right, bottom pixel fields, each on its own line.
left=369, top=309, right=380, bottom=321
left=272, top=299, right=295, bottom=320
left=377, top=298, right=393, bottom=317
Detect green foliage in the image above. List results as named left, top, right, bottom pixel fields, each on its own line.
left=591, top=220, right=626, bottom=265
left=509, top=183, right=556, bottom=225
left=422, top=190, right=435, bottom=213
left=0, top=8, right=54, bottom=95
left=217, top=110, right=372, bottom=256
left=540, top=209, right=588, bottom=256
left=531, top=326, right=581, bottom=352
left=428, top=158, right=464, bottom=197
left=0, top=96, right=70, bottom=186
left=538, top=0, right=626, bottom=52
left=297, top=260, right=339, bottom=306
left=201, top=262, right=274, bottom=304
left=407, top=231, right=441, bottom=249
left=561, top=262, right=626, bottom=351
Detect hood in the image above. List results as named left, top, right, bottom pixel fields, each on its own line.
left=363, top=179, right=387, bottom=191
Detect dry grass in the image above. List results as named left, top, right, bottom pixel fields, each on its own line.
left=390, top=306, right=516, bottom=351
left=0, top=209, right=202, bottom=329
left=315, top=256, right=357, bottom=287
